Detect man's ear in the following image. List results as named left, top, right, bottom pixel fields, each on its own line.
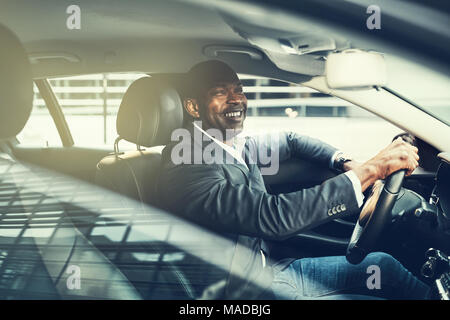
left=184, top=98, right=201, bottom=119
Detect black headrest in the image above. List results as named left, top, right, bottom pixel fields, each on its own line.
left=116, top=76, right=183, bottom=147
left=0, top=24, right=33, bottom=139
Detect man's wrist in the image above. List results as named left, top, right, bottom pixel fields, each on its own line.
left=342, top=160, right=360, bottom=172
left=352, top=162, right=379, bottom=192
left=333, top=152, right=353, bottom=172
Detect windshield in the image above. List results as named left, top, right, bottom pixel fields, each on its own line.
left=385, top=54, right=450, bottom=125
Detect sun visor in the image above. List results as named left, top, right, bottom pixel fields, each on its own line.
left=221, top=15, right=347, bottom=76
left=264, top=50, right=325, bottom=76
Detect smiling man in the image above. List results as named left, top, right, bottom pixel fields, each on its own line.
left=157, top=60, right=432, bottom=300
left=184, top=59, right=246, bottom=139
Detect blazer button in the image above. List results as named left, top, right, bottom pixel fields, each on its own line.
left=341, top=204, right=346, bottom=211
left=328, top=209, right=333, bottom=216
left=336, top=205, right=342, bottom=213
left=332, top=207, right=337, bottom=214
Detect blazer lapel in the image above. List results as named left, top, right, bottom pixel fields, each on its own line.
left=186, top=123, right=250, bottom=179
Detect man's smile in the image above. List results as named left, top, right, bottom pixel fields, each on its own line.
left=222, top=109, right=244, bottom=121
left=220, top=105, right=246, bottom=122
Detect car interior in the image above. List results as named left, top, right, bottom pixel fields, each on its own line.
left=0, top=0, right=449, bottom=300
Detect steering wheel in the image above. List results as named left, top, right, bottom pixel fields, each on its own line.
left=346, top=169, right=406, bottom=264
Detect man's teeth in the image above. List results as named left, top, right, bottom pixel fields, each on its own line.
left=224, top=111, right=242, bottom=117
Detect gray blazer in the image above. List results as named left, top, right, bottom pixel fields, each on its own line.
left=157, top=122, right=360, bottom=299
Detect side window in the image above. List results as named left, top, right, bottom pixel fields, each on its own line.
left=16, top=83, right=62, bottom=147
left=48, top=73, right=147, bottom=149
left=240, top=75, right=403, bottom=162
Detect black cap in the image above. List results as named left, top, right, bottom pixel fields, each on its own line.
left=185, top=60, right=240, bottom=100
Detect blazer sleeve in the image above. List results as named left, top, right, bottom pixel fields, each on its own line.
left=246, top=131, right=338, bottom=168
left=158, top=163, right=360, bottom=241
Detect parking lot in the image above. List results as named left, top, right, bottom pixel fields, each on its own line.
left=21, top=114, right=402, bottom=162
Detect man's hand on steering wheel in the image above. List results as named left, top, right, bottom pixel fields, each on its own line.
left=345, top=136, right=420, bottom=264
left=352, top=137, right=419, bottom=192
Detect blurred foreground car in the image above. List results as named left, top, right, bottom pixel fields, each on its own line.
left=0, top=0, right=449, bottom=299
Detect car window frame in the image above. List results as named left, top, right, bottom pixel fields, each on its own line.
left=32, top=79, right=74, bottom=147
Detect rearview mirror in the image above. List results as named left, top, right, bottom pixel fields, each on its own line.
left=325, top=49, right=387, bottom=89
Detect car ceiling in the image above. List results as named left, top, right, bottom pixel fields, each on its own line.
left=1, top=0, right=242, bottom=42
left=0, top=0, right=448, bottom=80
left=0, top=0, right=243, bottom=77
left=0, top=0, right=344, bottom=80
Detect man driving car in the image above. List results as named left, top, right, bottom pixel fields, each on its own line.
left=157, top=60, right=432, bottom=299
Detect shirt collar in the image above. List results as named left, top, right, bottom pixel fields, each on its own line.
left=192, top=122, right=247, bottom=168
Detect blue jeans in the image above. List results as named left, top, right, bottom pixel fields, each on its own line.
left=271, top=252, right=431, bottom=300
